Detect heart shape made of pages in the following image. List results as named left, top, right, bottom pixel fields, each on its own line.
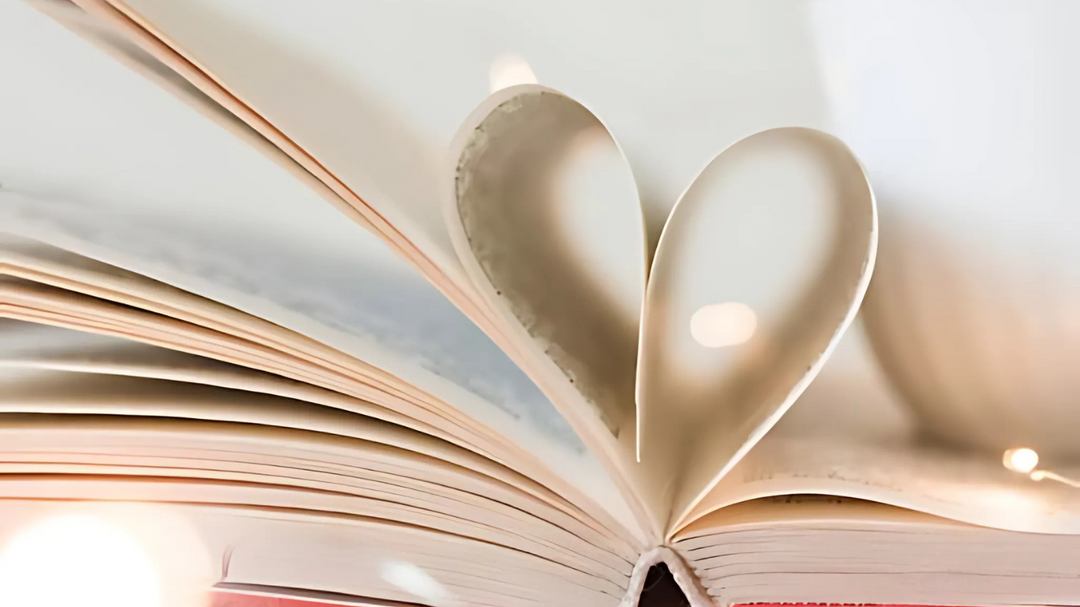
left=447, top=85, right=876, bottom=533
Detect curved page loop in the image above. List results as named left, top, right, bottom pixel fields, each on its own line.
left=447, top=85, right=655, bottom=538
left=634, top=128, right=877, bottom=533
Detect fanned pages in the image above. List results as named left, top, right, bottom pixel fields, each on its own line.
left=39, top=0, right=652, bottom=540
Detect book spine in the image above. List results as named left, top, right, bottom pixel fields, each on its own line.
left=621, top=546, right=715, bottom=607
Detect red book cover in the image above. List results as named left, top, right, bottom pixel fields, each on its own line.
left=209, top=587, right=418, bottom=607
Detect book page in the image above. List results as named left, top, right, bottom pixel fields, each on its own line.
left=0, top=195, right=641, bottom=535
left=0, top=419, right=638, bottom=564
left=0, top=202, right=569, bottom=445
left=71, top=0, right=465, bottom=290
left=0, top=318, right=459, bottom=446
left=0, top=475, right=622, bottom=607
left=635, top=129, right=876, bottom=532
left=446, top=86, right=660, bottom=536
left=674, top=322, right=1080, bottom=538
left=452, top=87, right=646, bottom=445
left=0, top=368, right=624, bottom=548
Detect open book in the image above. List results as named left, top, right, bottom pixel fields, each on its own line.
left=5, top=0, right=1080, bottom=605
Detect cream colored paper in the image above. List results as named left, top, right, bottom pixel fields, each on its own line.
left=448, top=88, right=876, bottom=536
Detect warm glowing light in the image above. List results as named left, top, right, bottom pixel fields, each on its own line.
left=1002, top=448, right=1080, bottom=488
left=1030, top=469, right=1080, bottom=488
left=380, top=561, right=455, bottom=606
left=489, top=53, right=538, bottom=92
left=690, top=302, right=758, bottom=348
left=1003, top=447, right=1040, bottom=474
left=0, top=515, right=162, bottom=607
